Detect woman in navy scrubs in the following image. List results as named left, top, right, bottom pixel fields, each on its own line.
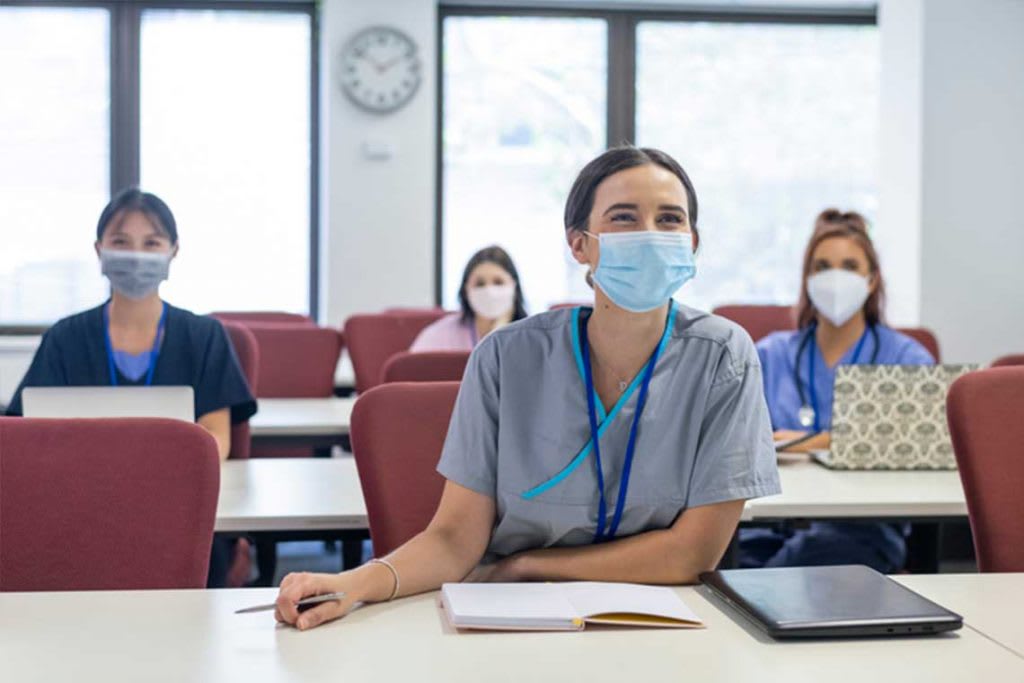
left=739, top=209, right=933, bottom=572
left=7, top=187, right=257, bottom=585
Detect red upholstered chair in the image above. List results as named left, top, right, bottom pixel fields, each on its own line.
left=240, top=323, right=344, bottom=399
left=344, top=311, right=448, bottom=393
left=947, top=367, right=1024, bottom=572
left=0, top=417, right=219, bottom=591
left=381, top=351, right=471, bottom=384
left=210, top=311, right=315, bottom=325
left=350, top=382, right=460, bottom=556
left=992, top=354, right=1024, bottom=368
left=712, top=304, right=796, bottom=342
left=896, top=327, right=941, bottom=362
left=219, top=320, right=259, bottom=460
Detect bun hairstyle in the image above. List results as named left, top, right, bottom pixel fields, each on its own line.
left=563, top=145, right=700, bottom=287
left=96, top=187, right=178, bottom=245
left=796, top=208, right=886, bottom=329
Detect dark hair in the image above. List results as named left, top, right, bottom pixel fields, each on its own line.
left=96, top=187, right=178, bottom=244
left=563, top=145, right=700, bottom=250
left=796, top=208, right=886, bottom=328
left=458, top=246, right=528, bottom=323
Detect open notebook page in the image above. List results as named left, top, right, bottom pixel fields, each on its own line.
left=561, top=583, right=703, bottom=627
left=441, top=583, right=582, bottom=630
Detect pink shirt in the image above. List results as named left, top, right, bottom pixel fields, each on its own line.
left=409, top=313, right=476, bottom=353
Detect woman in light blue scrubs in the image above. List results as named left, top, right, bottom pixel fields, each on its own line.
left=739, top=209, right=934, bottom=573
left=275, top=147, right=781, bottom=631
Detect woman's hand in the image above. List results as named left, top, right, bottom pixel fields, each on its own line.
left=463, top=554, right=529, bottom=583
left=774, top=429, right=831, bottom=453
left=275, top=565, right=389, bottom=631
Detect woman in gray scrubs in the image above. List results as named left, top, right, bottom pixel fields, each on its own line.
left=276, top=146, right=781, bottom=630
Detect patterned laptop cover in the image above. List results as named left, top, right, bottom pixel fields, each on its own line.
left=825, top=364, right=982, bottom=470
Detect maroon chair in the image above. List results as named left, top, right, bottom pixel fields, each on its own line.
left=350, top=382, right=460, bottom=556
left=344, top=311, right=448, bottom=393
left=992, top=354, right=1024, bottom=368
left=219, top=320, right=259, bottom=460
left=210, top=311, right=314, bottom=326
left=712, top=304, right=796, bottom=342
left=947, top=367, right=1024, bottom=572
left=239, top=323, right=344, bottom=399
left=896, top=327, right=941, bottom=362
left=381, top=351, right=471, bottom=384
left=0, top=417, right=219, bottom=591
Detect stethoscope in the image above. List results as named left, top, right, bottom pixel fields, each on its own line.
left=794, top=322, right=879, bottom=432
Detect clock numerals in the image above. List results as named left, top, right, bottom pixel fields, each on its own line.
left=339, top=26, right=421, bottom=114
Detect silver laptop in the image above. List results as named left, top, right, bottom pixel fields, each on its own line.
left=21, top=386, right=195, bottom=423
left=814, top=364, right=981, bottom=470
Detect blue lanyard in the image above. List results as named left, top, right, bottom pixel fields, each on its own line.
left=579, top=306, right=669, bottom=543
left=806, top=325, right=869, bottom=432
left=103, top=302, right=167, bottom=387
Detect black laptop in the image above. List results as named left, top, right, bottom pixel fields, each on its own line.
left=700, top=565, right=963, bottom=638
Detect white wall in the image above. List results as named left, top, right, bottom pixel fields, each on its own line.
left=319, top=0, right=438, bottom=327
left=916, top=0, right=1024, bottom=363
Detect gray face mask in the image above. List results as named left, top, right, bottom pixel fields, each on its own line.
left=100, top=248, right=172, bottom=300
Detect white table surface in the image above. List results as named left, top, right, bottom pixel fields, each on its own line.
left=895, top=573, right=1024, bottom=659
left=249, top=397, right=355, bottom=438
left=215, top=455, right=968, bottom=534
left=1, top=574, right=1020, bottom=683
left=216, top=457, right=366, bottom=533
left=743, top=454, right=967, bottom=521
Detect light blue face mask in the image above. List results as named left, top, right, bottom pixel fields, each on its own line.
left=587, top=230, right=696, bottom=313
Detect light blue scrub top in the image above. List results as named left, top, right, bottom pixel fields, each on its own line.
left=436, top=305, right=781, bottom=561
left=756, top=326, right=936, bottom=431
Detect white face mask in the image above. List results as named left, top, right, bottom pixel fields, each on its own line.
left=807, top=269, right=871, bottom=327
left=466, top=283, right=516, bottom=320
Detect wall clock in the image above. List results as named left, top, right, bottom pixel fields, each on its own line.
left=339, top=26, right=421, bottom=114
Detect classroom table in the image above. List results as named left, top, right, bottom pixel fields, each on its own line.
left=249, top=397, right=356, bottom=448
left=216, top=456, right=967, bottom=535
left=1, top=574, right=1020, bottom=682
left=744, top=454, right=968, bottom=522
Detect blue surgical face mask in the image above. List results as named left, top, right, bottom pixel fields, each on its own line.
left=100, top=248, right=172, bottom=300
left=586, top=230, right=696, bottom=313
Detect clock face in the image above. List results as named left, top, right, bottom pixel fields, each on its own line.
left=339, top=26, right=421, bottom=114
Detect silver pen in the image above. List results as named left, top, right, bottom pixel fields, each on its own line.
left=235, top=591, right=346, bottom=615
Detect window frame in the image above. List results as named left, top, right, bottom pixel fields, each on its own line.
left=0, top=0, right=319, bottom=331
left=434, top=3, right=877, bottom=306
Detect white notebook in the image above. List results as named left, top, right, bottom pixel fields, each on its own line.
left=440, top=582, right=704, bottom=632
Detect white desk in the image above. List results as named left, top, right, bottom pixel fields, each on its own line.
left=214, top=456, right=968, bottom=534
left=250, top=397, right=355, bottom=440
left=216, top=458, right=366, bottom=533
left=1, top=575, right=1020, bottom=682
left=744, top=455, right=967, bottom=521
left=896, top=573, right=1024, bottom=659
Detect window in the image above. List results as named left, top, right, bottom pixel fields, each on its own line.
left=0, top=7, right=110, bottom=325
left=140, top=9, right=312, bottom=314
left=636, top=21, right=879, bottom=311
left=439, top=8, right=878, bottom=314
left=441, top=16, right=607, bottom=312
left=0, top=3, right=315, bottom=326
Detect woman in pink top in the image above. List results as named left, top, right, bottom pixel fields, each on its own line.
left=410, top=246, right=528, bottom=352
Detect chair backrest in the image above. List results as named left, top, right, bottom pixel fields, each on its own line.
left=992, top=353, right=1024, bottom=368
left=947, top=367, right=1024, bottom=572
left=350, top=382, right=460, bottom=556
left=240, top=323, right=344, bottom=398
left=0, top=417, right=219, bottom=591
left=344, top=311, right=449, bottom=393
left=712, top=304, right=796, bottom=342
left=211, top=311, right=314, bottom=326
left=219, top=320, right=259, bottom=460
left=381, top=351, right=471, bottom=384
left=895, top=327, right=941, bottom=362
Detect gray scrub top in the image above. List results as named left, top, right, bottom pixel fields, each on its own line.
left=436, top=303, right=781, bottom=560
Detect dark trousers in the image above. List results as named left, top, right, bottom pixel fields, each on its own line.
left=738, top=522, right=908, bottom=573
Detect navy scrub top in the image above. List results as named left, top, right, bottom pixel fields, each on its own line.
left=6, top=301, right=257, bottom=423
